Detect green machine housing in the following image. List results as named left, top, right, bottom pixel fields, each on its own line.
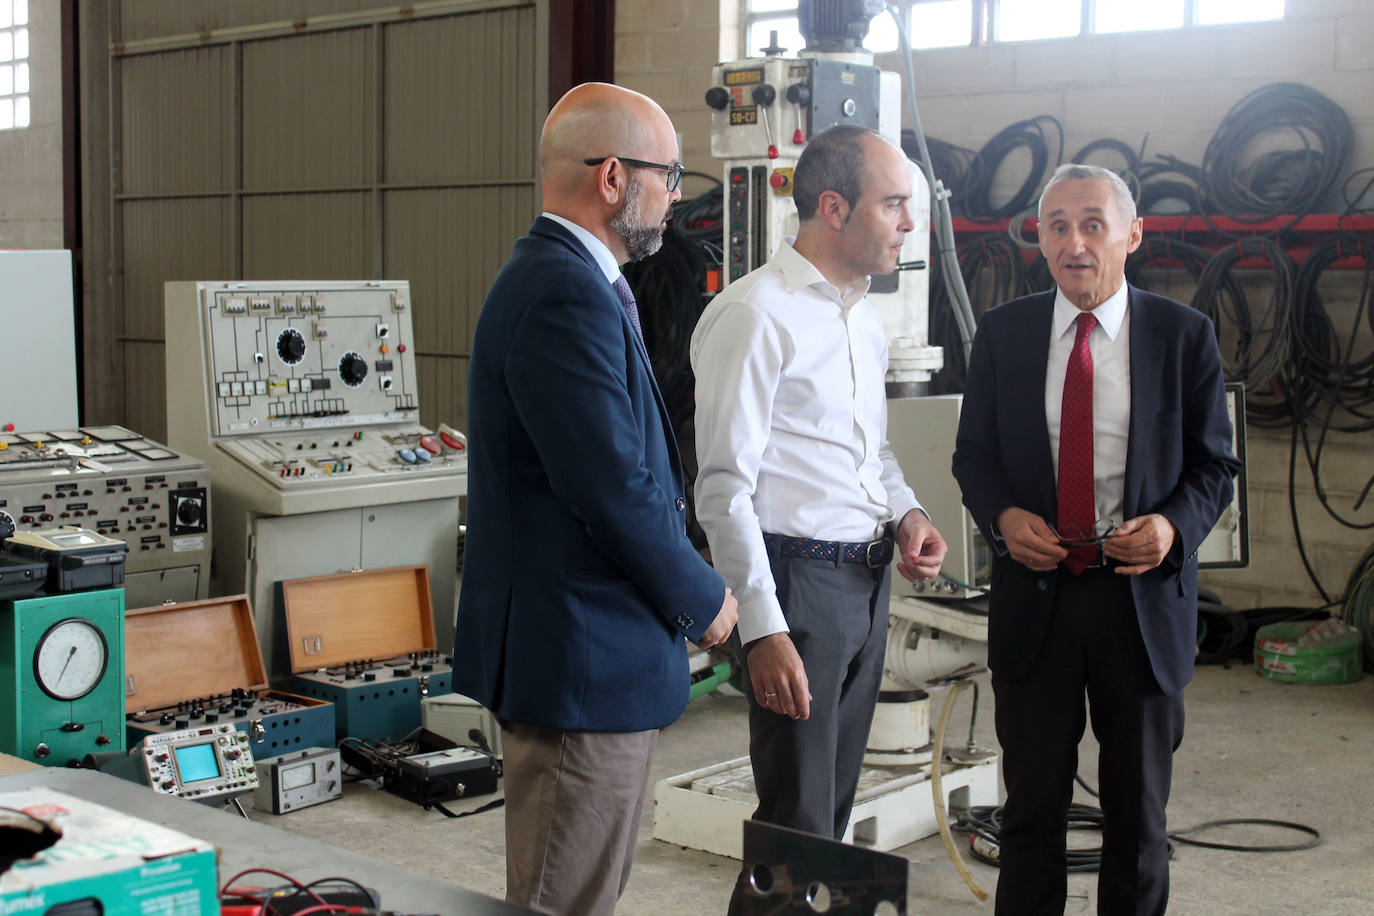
left=0, top=588, right=127, bottom=764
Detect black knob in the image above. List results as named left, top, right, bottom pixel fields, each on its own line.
left=363, top=671, right=376, bottom=682
left=705, top=87, right=730, bottom=110
left=175, top=498, right=202, bottom=527
left=0, top=510, right=14, bottom=541
left=394, top=666, right=411, bottom=677
left=785, top=83, right=811, bottom=105
left=338, top=352, right=368, bottom=387
left=175, top=719, right=188, bottom=729
left=159, top=712, right=174, bottom=725
left=277, top=327, right=307, bottom=365
left=204, top=713, right=219, bottom=724
left=752, top=84, right=776, bottom=107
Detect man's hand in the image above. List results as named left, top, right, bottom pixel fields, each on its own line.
left=894, top=509, right=948, bottom=582
left=1104, top=514, right=1177, bottom=574
left=997, top=506, right=1068, bottom=572
left=695, top=588, right=738, bottom=650
left=747, top=633, right=810, bottom=720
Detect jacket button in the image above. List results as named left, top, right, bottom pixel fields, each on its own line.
left=1037, top=579, right=1048, bottom=591
left=675, top=497, right=686, bottom=511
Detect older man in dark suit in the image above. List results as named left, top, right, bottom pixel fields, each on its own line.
left=453, top=82, right=737, bottom=916
left=952, top=163, right=1240, bottom=915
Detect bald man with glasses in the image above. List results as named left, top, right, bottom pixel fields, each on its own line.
left=453, top=82, right=737, bottom=916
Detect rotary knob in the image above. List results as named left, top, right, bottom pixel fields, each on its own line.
left=338, top=351, right=368, bottom=387
left=175, top=498, right=202, bottom=527
left=277, top=327, right=307, bottom=365
left=0, top=509, right=14, bottom=541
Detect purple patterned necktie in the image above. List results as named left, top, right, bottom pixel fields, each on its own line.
left=612, top=275, right=645, bottom=345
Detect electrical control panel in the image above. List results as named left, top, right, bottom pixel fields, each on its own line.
left=126, top=687, right=334, bottom=759
left=138, top=722, right=258, bottom=801
left=290, top=650, right=453, bottom=743
left=164, top=281, right=465, bottom=674
left=706, top=56, right=941, bottom=387
left=0, top=426, right=211, bottom=606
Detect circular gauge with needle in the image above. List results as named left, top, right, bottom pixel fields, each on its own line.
left=33, top=618, right=109, bottom=701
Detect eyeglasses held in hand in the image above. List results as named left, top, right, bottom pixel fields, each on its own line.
left=585, top=156, right=685, bottom=193
left=1051, top=518, right=1118, bottom=548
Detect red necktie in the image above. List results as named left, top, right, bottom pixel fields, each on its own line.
left=1058, top=312, right=1097, bottom=574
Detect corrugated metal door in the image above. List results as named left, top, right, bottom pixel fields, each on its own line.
left=102, top=0, right=544, bottom=439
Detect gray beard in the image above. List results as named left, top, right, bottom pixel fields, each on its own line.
left=611, top=180, right=665, bottom=262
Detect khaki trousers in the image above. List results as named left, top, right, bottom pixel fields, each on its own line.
left=501, top=721, right=657, bottom=916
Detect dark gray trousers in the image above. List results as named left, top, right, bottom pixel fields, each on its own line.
left=740, top=549, right=892, bottom=839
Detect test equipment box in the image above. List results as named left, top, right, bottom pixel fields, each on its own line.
left=0, top=588, right=126, bottom=764
left=0, top=786, right=218, bottom=916
left=281, top=565, right=453, bottom=742
left=124, top=594, right=335, bottom=757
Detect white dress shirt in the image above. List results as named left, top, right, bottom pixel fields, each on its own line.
left=691, top=239, right=923, bottom=646
left=1045, top=282, right=1132, bottom=527
left=542, top=211, right=621, bottom=284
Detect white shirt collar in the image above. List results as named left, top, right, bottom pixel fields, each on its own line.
left=1053, top=280, right=1129, bottom=341
left=542, top=211, right=622, bottom=285
left=772, top=237, right=871, bottom=309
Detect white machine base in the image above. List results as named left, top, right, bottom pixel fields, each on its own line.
left=653, top=753, right=999, bottom=860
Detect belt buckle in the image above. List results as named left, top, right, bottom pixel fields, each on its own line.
left=864, top=539, right=887, bottom=568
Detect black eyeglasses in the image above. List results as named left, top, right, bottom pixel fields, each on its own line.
left=585, top=156, right=685, bottom=193
left=1050, top=518, right=1118, bottom=548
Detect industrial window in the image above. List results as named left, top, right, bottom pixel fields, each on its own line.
left=0, top=0, right=29, bottom=130
left=743, top=0, right=1285, bottom=55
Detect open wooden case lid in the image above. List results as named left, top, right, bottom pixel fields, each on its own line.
left=281, top=565, right=436, bottom=673
left=124, top=594, right=266, bottom=714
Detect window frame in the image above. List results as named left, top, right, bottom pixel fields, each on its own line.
left=0, top=0, right=30, bottom=131
left=740, top=0, right=1284, bottom=56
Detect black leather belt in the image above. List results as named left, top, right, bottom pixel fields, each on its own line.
left=763, top=532, right=894, bottom=568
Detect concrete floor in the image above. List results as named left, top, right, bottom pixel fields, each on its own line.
left=248, top=663, right=1374, bottom=914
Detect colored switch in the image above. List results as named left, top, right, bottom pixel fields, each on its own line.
left=419, top=435, right=441, bottom=454
left=414, top=448, right=431, bottom=463
left=380, top=344, right=389, bottom=354
left=398, top=448, right=417, bottom=464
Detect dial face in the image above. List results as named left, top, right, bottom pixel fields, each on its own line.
left=34, top=618, right=109, bottom=701
left=0, top=509, right=14, bottom=540
left=281, top=761, right=317, bottom=791
left=277, top=327, right=307, bottom=366
left=338, top=351, right=368, bottom=387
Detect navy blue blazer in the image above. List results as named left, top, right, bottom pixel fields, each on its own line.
left=952, top=286, right=1240, bottom=696
left=453, top=217, right=727, bottom=732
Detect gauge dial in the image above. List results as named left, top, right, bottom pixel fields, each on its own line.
left=277, top=327, right=307, bottom=366
left=338, top=351, right=368, bottom=387
left=34, top=618, right=109, bottom=701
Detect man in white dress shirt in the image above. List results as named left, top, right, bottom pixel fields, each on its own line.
left=691, top=125, right=948, bottom=899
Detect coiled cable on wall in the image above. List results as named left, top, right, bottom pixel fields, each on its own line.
left=1199, top=82, right=1353, bottom=235
left=962, top=115, right=1064, bottom=221
left=1190, top=237, right=1297, bottom=423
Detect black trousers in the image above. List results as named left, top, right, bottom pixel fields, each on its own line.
left=993, top=567, right=1185, bottom=916
left=727, top=550, right=891, bottom=915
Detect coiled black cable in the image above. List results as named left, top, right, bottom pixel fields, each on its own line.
left=1199, top=82, right=1353, bottom=235
left=1138, top=155, right=1205, bottom=216
left=1290, top=234, right=1374, bottom=431
left=930, top=233, right=1039, bottom=393
left=1191, top=237, right=1297, bottom=423
left=962, top=115, right=1064, bottom=221
left=904, top=133, right=976, bottom=216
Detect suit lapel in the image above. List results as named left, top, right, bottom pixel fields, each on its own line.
left=529, top=218, right=682, bottom=484
left=1125, top=286, right=1164, bottom=519
left=1025, top=293, right=1058, bottom=519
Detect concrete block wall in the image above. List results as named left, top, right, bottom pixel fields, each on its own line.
left=614, top=0, right=737, bottom=198
left=0, top=0, right=62, bottom=248
left=614, top=0, right=1373, bottom=612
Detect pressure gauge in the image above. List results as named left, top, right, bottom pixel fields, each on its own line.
left=33, top=618, right=110, bottom=701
